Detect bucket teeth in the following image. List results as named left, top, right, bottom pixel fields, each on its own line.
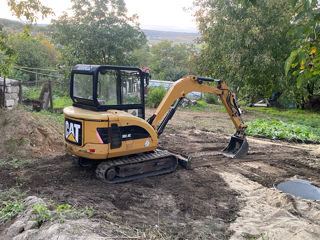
left=222, top=135, right=249, bottom=158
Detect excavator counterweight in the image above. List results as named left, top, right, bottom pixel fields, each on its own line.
left=63, top=64, right=249, bottom=183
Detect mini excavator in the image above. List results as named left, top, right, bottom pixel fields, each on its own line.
left=63, top=65, right=248, bottom=183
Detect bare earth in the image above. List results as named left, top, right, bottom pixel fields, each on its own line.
left=0, top=107, right=320, bottom=239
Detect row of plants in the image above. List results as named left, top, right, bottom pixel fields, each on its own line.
left=246, top=119, right=320, bottom=144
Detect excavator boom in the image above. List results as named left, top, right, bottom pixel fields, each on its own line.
left=148, top=75, right=248, bottom=158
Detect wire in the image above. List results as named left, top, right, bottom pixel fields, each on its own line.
left=15, top=66, right=59, bottom=72
left=14, top=67, right=61, bottom=79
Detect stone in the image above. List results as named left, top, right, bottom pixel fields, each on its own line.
left=5, top=93, right=19, bottom=100
left=6, top=86, right=20, bottom=94
left=5, top=99, right=15, bottom=107
left=5, top=220, right=25, bottom=237
left=24, top=221, right=38, bottom=231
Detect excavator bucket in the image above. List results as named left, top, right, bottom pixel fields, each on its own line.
left=222, top=135, right=249, bottom=158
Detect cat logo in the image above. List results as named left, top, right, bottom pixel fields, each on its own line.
left=65, top=119, right=82, bottom=146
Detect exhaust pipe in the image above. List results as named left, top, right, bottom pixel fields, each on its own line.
left=222, top=135, right=249, bottom=158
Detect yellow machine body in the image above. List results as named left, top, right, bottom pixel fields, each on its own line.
left=64, top=106, right=158, bottom=160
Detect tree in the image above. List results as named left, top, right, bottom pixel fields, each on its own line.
left=149, top=40, right=196, bottom=80
left=7, top=33, right=58, bottom=81
left=0, top=0, right=53, bottom=77
left=52, top=0, right=146, bottom=70
left=193, top=0, right=295, bottom=103
left=7, top=0, right=53, bottom=23
left=0, top=26, right=15, bottom=77
left=285, top=0, right=320, bottom=110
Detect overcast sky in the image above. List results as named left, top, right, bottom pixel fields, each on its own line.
left=0, top=0, right=198, bottom=32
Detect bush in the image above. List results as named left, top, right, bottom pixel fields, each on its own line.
left=204, top=93, right=219, bottom=104
left=146, top=86, right=167, bottom=108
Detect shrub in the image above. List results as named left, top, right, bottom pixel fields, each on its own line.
left=146, top=86, right=167, bottom=108
left=204, top=93, right=219, bottom=104
left=32, top=203, right=53, bottom=226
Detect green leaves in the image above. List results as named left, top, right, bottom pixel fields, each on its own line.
left=0, top=26, right=16, bottom=76
left=290, top=0, right=299, bottom=7
left=285, top=49, right=300, bottom=76
left=149, top=40, right=195, bottom=80
left=53, top=0, right=146, bottom=73
left=0, top=201, right=25, bottom=222
left=7, top=0, right=54, bottom=23
left=247, top=119, right=320, bottom=143
left=194, top=0, right=295, bottom=103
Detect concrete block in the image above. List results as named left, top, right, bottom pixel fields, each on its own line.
left=5, top=93, right=19, bottom=100
left=6, top=86, right=20, bottom=93
left=5, top=99, right=15, bottom=107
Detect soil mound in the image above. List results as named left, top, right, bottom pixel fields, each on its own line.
left=0, top=107, right=64, bottom=160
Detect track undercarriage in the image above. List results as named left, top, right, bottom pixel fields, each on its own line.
left=76, top=149, right=185, bottom=183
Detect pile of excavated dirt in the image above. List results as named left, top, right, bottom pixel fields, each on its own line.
left=0, top=107, right=64, bottom=160
left=1, top=107, right=320, bottom=239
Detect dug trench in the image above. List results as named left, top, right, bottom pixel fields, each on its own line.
left=1, top=108, right=320, bottom=239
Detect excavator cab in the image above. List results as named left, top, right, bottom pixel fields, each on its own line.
left=71, top=64, right=148, bottom=118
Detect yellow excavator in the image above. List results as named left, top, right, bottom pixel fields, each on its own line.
left=63, top=64, right=248, bottom=183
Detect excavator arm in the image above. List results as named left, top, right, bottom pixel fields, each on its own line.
left=147, top=75, right=249, bottom=158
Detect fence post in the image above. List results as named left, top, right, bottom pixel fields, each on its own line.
left=48, top=79, right=53, bottom=110
left=18, top=80, right=22, bottom=104
left=35, top=70, right=38, bottom=87
left=2, top=76, right=6, bottom=108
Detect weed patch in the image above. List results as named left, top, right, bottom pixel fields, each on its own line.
left=32, top=203, right=53, bottom=226
left=0, top=188, right=28, bottom=223
left=4, top=137, right=28, bottom=153
left=0, top=201, right=25, bottom=222
left=0, top=157, right=32, bottom=169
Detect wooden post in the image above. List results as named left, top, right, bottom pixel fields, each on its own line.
left=35, top=70, right=38, bottom=87
left=48, top=79, right=53, bottom=110
left=18, top=80, right=22, bottom=104
left=3, top=76, right=6, bottom=107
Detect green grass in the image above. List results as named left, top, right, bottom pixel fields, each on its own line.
left=23, top=86, right=41, bottom=99
left=23, top=86, right=72, bottom=109
left=53, top=95, right=72, bottom=108
left=32, top=110, right=64, bottom=126
left=188, top=100, right=226, bottom=113
left=247, top=107, right=320, bottom=129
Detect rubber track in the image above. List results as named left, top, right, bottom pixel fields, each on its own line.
left=96, top=149, right=178, bottom=183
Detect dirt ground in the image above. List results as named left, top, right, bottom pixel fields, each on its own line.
left=0, top=107, right=320, bottom=239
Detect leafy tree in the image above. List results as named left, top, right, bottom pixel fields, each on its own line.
left=0, top=26, right=15, bottom=76
left=7, top=0, right=54, bottom=23
left=149, top=40, right=196, bottom=80
left=8, top=33, right=58, bottom=81
left=193, top=0, right=295, bottom=103
left=285, top=0, right=320, bottom=110
left=52, top=0, right=146, bottom=72
left=0, top=0, right=53, bottom=77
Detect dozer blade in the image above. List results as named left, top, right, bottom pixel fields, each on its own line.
left=222, top=135, right=249, bottom=158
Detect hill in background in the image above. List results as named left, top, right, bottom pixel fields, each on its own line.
left=0, top=18, right=199, bottom=44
